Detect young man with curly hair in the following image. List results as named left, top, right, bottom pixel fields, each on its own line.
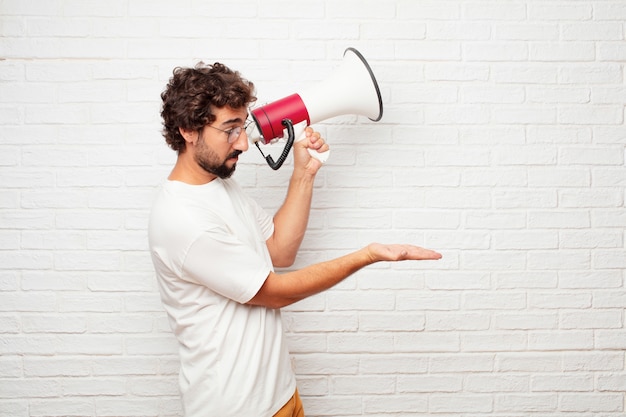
left=149, top=61, right=441, bottom=417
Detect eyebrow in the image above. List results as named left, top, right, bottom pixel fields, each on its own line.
left=219, top=117, right=246, bottom=127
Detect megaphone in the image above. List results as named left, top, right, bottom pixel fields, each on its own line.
left=247, top=47, right=383, bottom=170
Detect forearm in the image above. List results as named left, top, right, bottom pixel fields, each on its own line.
left=267, top=127, right=328, bottom=266
left=248, top=247, right=374, bottom=309
left=267, top=172, right=316, bottom=266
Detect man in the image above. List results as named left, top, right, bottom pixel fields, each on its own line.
left=148, top=61, right=441, bottom=417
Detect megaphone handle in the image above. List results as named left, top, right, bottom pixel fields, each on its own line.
left=293, top=121, right=330, bottom=164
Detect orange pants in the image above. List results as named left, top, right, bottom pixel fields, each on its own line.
left=273, top=389, right=305, bottom=417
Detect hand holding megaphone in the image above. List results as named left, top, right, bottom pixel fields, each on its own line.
left=247, top=47, right=383, bottom=170
left=293, top=121, right=330, bottom=164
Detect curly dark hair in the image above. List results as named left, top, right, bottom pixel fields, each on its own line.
left=160, top=62, right=256, bottom=153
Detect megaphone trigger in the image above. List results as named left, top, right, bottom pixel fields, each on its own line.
left=293, top=121, right=330, bottom=164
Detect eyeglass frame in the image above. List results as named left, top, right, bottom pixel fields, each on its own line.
left=203, top=119, right=254, bottom=144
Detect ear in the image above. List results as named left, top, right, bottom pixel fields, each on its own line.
left=179, top=127, right=198, bottom=145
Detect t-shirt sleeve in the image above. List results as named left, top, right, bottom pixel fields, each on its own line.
left=181, top=226, right=272, bottom=304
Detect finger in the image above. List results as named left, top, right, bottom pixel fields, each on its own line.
left=313, top=143, right=329, bottom=154
left=409, top=247, right=442, bottom=260
left=308, top=134, right=324, bottom=149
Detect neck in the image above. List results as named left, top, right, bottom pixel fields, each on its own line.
left=168, top=152, right=217, bottom=185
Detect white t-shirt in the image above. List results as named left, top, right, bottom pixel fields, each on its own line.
left=148, top=178, right=296, bottom=417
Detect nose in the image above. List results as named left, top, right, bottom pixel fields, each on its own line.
left=233, top=128, right=249, bottom=152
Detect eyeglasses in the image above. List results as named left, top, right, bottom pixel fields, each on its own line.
left=205, top=120, right=253, bottom=144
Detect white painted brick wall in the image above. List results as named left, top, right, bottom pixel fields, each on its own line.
left=1, top=0, right=625, bottom=416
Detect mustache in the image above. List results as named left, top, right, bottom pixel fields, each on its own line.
left=227, top=150, right=242, bottom=159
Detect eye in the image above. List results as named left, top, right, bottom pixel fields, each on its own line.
left=228, top=126, right=243, bottom=143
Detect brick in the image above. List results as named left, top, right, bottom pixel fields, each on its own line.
left=0, top=400, right=28, bottom=416
left=528, top=210, right=590, bottom=229
left=528, top=86, right=590, bottom=104
left=332, top=375, right=395, bottom=395
left=561, top=310, right=623, bottom=329
left=23, top=358, right=90, bottom=377
left=528, top=250, right=591, bottom=270
left=360, top=312, right=425, bottom=332
left=393, top=168, right=460, bottom=188
left=495, top=313, right=558, bottom=330
left=496, top=353, right=562, bottom=372
left=495, top=394, right=558, bottom=412
left=364, top=394, right=428, bottom=413
left=395, top=333, right=460, bottom=353
left=465, top=374, right=528, bottom=393
left=559, top=105, right=624, bottom=125
left=293, top=353, right=359, bottom=375
left=397, top=1, right=461, bottom=20
left=359, top=354, right=427, bottom=374
left=127, top=376, right=179, bottom=396
left=29, top=399, right=94, bottom=416
left=465, top=211, right=527, bottom=229
left=398, top=375, right=462, bottom=393
left=560, top=393, right=624, bottom=412
left=493, top=190, right=557, bottom=209
left=560, top=189, right=623, bottom=208
left=560, top=229, right=623, bottom=249
left=362, top=20, right=425, bottom=40
left=464, top=42, right=528, bottom=62
left=560, top=271, right=623, bottom=289
left=430, top=394, right=493, bottom=413
left=426, top=63, right=490, bottom=81
left=461, top=85, right=525, bottom=104
left=598, top=42, right=626, bottom=61
left=530, top=42, right=596, bottom=62
left=493, top=146, right=557, bottom=166
left=396, top=40, right=462, bottom=61
left=495, top=271, right=558, bottom=289
left=528, top=126, right=592, bottom=144
left=396, top=292, right=460, bottom=311
left=283, top=312, right=357, bottom=333
left=529, top=292, right=591, bottom=309
left=496, top=23, right=559, bottom=41
left=562, top=352, right=624, bottom=371
left=562, top=23, right=624, bottom=41
left=22, top=315, right=86, bottom=333
left=528, top=167, right=590, bottom=187
left=463, top=292, right=526, bottom=311
left=426, top=312, right=490, bottom=331
left=0, top=356, right=22, bottom=377
left=595, top=330, right=626, bottom=349
left=597, top=373, right=626, bottom=391
left=493, top=230, right=558, bottom=250
left=528, top=330, right=594, bottom=350
left=0, top=379, right=61, bottom=399
left=303, top=396, right=362, bottom=416
left=492, top=106, right=557, bottom=124
left=528, top=3, right=591, bottom=20
left=0, top=293, right=56, bottom=312
left=95, top=398, right=160, bottom=417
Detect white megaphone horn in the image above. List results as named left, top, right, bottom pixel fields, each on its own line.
left=247, top=47, right=383, bottom=170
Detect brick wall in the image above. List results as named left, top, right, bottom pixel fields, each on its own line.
left=1, top=1, right=625, bottom=416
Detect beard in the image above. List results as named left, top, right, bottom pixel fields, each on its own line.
left=195, top=136, right=242, bottom=179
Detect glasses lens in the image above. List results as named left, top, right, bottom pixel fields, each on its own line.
left=245, top=120, right=256, bottom=137
left=228, top=127, right=242, bottom=143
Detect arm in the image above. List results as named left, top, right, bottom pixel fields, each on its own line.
left=247, top=243, right=442, bottom=309
left=266, top=127, right=327, bottom=267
